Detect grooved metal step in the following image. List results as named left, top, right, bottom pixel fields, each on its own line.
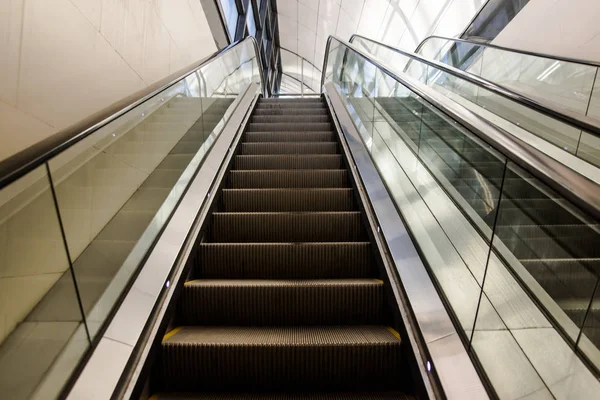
left=152, top=393, right=415, bottom=400
left=235, top=155, right=343, bottom=170
left=251, top=115, right=332, bottom=123
left=222, top=189, right=354, bottom=211
left=210, top=212, right=363, bottom=242
left=229, top=170, right=348, bottom=188
left=160, top=326, right=402, bottom=391
left=241, top=142, right=338, bottom=155
left=261, top=98, right=323, bottom=102
left=255, top=104, right=327, bottom=110
left=244, top=132, right=336, bottom=142
left=179, top=279, right=384, bottom=325
left=247, top=122, right=334, bottom=132
left=253, top=108, right=329, bottom=116
left=198, top=242, right=373, bottom=279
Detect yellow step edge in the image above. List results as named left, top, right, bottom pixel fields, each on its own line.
left=387, top=327, right=401, bottom=340
left=162, top=327, right=183, bottom=342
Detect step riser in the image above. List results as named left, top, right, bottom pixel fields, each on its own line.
left=241, top=143, right=338, bottom=155
left=161, top=344, right=402, bottom=391
left=229, top=170, right=348, bottom=188
left=235, top=155, right=343, bottom=170
left=253, top=108, right=329, bottom=116
left=179, top=282, right=384, bottom=325
left=222, top=189, right=354, bottom=212
left=244, top=132, right=336, bottom=142
left=255, top=105, right=328, bottom=110
left=247, top=123, right=334, bottom=132
left=154, top=393, right=414, bottom=399
left=251, top=116, right=332, bottom=123
left=198, top=243, right=373, bottom=279
left=229, top=170, right=348, bottom=189
left=211, top=213, right=363, bottom=242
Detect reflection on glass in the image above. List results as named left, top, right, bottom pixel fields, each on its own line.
left=325, top=36, right=600, bottom=398
left=356, top=35, right=600, bottom=168
left=0, top=166, right=89, bottom=400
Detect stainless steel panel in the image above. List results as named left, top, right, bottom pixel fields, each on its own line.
left=67, top=338, right=132, bottom=400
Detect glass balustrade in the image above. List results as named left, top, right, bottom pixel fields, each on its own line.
left=325, top=37, right=600, bottom=399
left=352, top=36, right=600, bottom=171
left=0, top=38, right=261, bottom=400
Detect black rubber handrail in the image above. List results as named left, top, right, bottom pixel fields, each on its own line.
left=413, top=34, right=600, bottom=69
left=322, top=35, right=600, bottom=220
left=347, top=34, right=600, bottom=140
left=0, top=36, right=264, bottom=189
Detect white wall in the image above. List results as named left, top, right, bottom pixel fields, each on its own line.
left=276, top=0, right=486, bottom=93
left=493, top=0, right=600, bottom=64
left=0, top=0, right=217, bottom=162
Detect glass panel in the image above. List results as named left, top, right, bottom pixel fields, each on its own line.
left=331, top=41, right=499, bottom=342
left=276, top=48, right=322, bottom=96
left=0, top=165, right=89, bottom=400
left=247, top=1, right=256, bottom=37
left=472, top=161, right=600, bottom=398
left=358, top=36, right=600, bottom=169
left=324, top=37, right=600, bottom=398
left=462, top=0, right=530, bottom=42
left=43, top=39, right=260, bottom=341
left=219, top=0, right=239, bottom=41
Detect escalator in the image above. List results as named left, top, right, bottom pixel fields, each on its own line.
left=5, top=29, right=600, bottom=400
left=149, top=97, right=417, bottom=399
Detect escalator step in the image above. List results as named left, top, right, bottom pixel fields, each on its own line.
left=521, top=258, right=600, bottom=278
left=160, top=325, right=402, bottom=391
left=564, top=307, right=600, bottom=331
left=241, top=142, right=338, bottom=155
left=251, top=115, right=331, bottom=123
left=253, top=108, right=329, bottom=116
left=198, top=242, right=373, bottom=279
left=235, top=155, right=343, bottom=170
left=229, top=170, right=348, bottom=188
left=152, top=393, right=415, bottom=400
left=247, top=122, right=334, bottom=132
left=499, top=235, right=600, bottom=259
left=255, top=104, right=327, bottom=110
left=210, top=212, right=363, bottom=242
left=221, top=188, right=354, bottom=212
left=259, top=98, right=323, bottom=103
left=244, top=132, right=336, bottom=142
left=179, top=279, right=384, bottom=325
left=496, top=224, right=600, bottom=240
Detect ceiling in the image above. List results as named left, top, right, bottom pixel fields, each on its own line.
left=276, top=0, right=486, bottom=91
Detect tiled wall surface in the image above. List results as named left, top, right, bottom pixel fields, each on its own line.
left=0, top=171, right=72, bottom=345
left=0, top=0, right=217, bottom=161
left=492, top=0, right=600, bottom=64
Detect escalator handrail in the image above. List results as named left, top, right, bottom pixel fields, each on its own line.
left=346, top=34, right=600, bottom=139
left=321, top=35, right=600, bottom=219
left=412, top=34, right=600, bottom=69
left=0, top=36, right=264, bottom=189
